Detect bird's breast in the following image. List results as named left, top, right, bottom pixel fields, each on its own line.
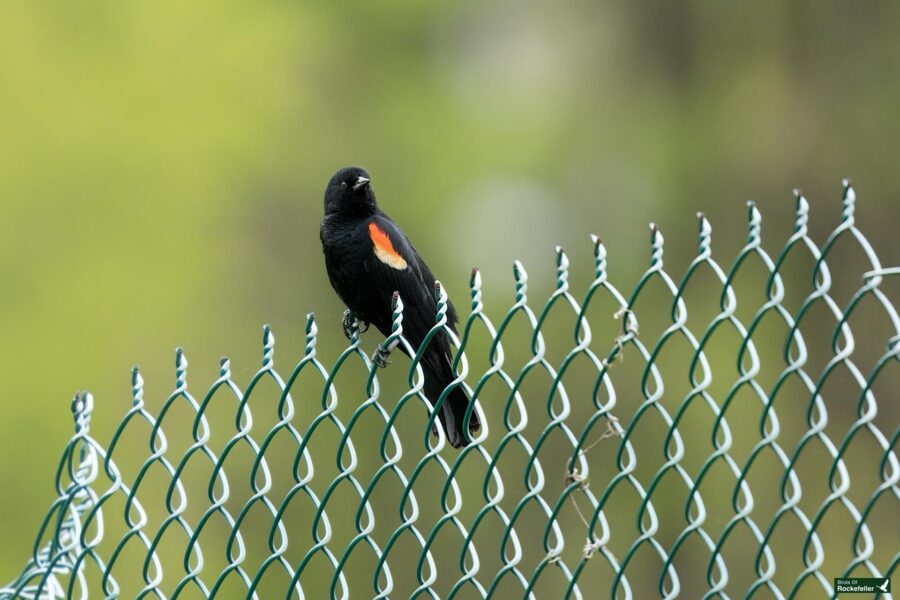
left=321, top=218, right=374, bottom=300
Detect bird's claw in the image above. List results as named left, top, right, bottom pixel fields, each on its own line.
left=342, top=310, right=369, bottom=340
left=372, top=338, right=399, bottom=368
left=372, top=344, right=392, bottom=368
left=342, top=310, right=354, bottom=339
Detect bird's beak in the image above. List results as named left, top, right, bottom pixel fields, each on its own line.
left=353, top=176, right=371, bottom=190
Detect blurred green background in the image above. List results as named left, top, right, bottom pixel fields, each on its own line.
left=1, top=1, right=898, bottom=597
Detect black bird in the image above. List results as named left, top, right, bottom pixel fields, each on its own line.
left=319, top=166, right=480, bottom=448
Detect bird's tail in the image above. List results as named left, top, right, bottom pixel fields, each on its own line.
left=423, top=366, right=480, bottom=448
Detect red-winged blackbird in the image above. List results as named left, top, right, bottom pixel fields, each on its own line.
left=320, top=166, right=480, bottom=448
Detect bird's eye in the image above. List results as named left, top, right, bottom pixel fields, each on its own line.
left=341, top=182, right=348, bottom=189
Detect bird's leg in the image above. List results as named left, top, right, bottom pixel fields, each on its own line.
left=372, top=338, right=399, bottom=368
left=342, top=309, right=369, bottom=339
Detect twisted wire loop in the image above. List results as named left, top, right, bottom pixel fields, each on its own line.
left=3, top=181, right=897, bottom=599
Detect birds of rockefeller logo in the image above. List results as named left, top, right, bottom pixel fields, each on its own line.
left=833, top=577, right=891, bottom=595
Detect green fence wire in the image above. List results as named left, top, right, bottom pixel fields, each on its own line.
left=2, top=181, right=897, bottom=599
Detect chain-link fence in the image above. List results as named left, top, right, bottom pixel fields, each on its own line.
left=2, top=182, right=897, bottom=599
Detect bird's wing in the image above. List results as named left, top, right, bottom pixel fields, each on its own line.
left=404, top=237, right=460, bottom=328
left=363, top=213, right=458, bottom=349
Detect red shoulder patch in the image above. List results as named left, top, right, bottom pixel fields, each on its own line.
left=368, top=222, right=408, bottom=270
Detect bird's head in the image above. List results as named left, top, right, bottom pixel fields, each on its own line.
left=324, top=166, right=376, bottom=216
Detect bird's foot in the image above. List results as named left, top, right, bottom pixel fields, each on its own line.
left=342, top=310, right=369, bottom=339
left=372, top=345, right=391, bottom=368
left=372, top=339, right=398, bottom=368
left=342, top=309, right=354, bottom=339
